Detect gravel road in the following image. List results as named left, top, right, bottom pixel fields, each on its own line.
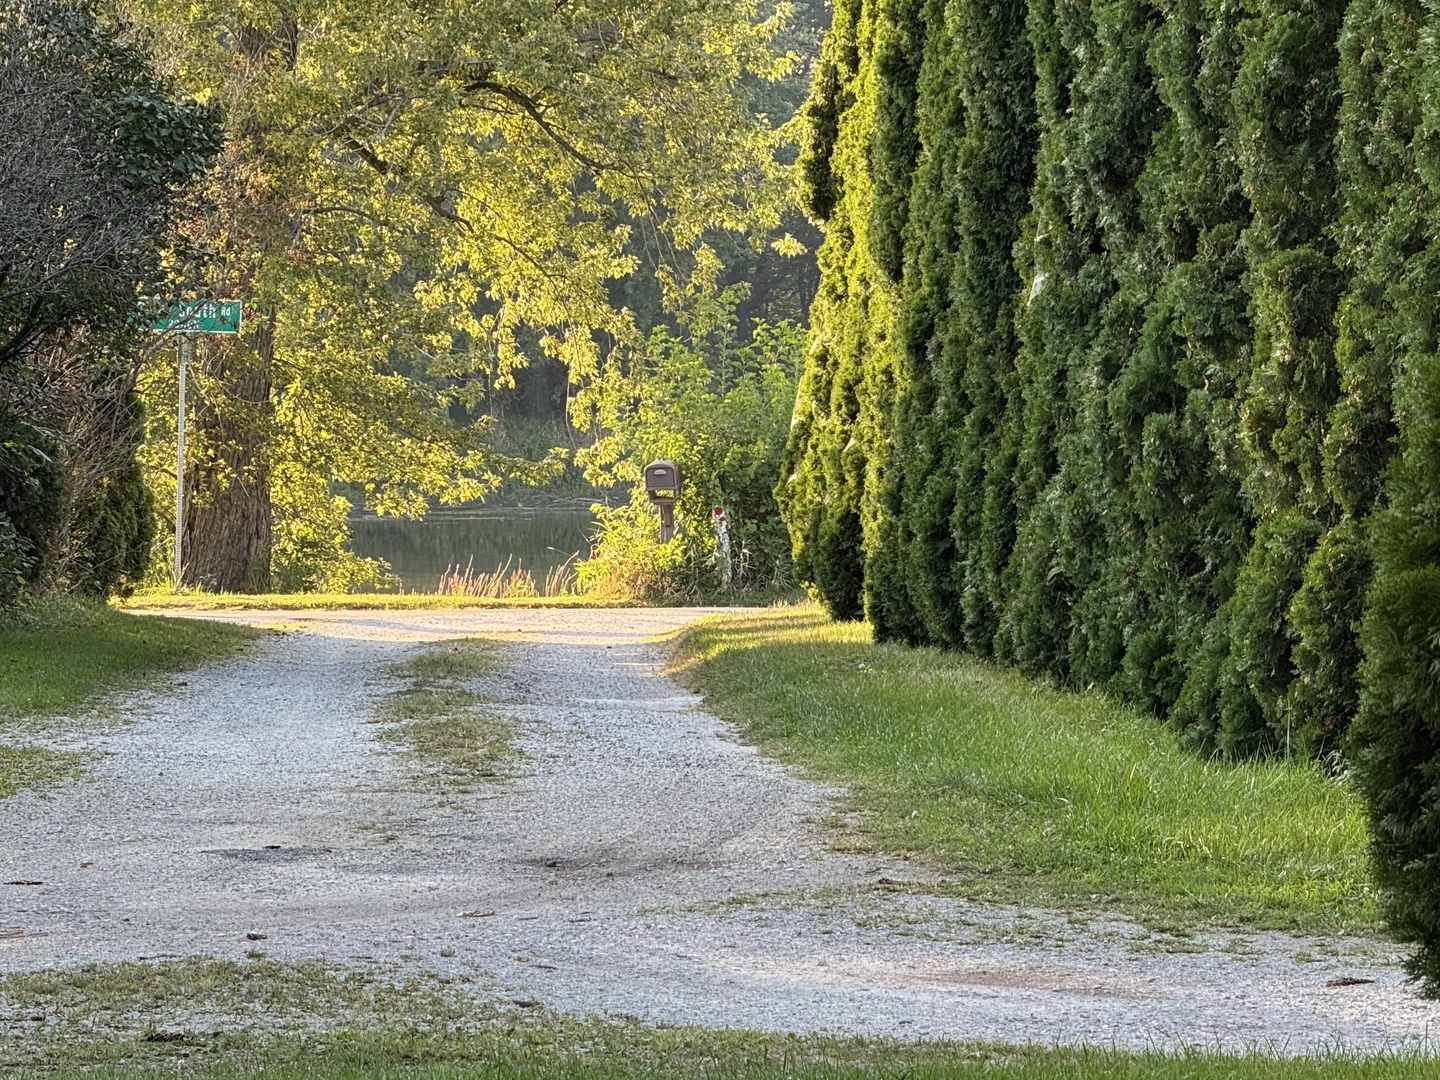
left=1, top=607, right=1435, bottom=1052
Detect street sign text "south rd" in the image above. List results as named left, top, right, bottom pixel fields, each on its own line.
left=150, top=299, right=242, bottom=334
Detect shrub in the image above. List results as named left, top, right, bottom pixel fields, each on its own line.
left=575, top=307, right=803, bottom=601
left=1351, top=355, right=1440, bottom=993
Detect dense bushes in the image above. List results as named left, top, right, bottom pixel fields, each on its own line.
left=576, top=309, right=804, bottom=600
left=0, top=1, right=217, bottom=609
left=782, top=0, right=1440, bottom=986
left=776, top=0, right=893, bottom=620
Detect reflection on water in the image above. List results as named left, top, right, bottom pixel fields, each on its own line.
left=348, top=508, right=597, bottom=593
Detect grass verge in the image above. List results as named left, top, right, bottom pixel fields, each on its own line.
left=0, top=599, right=259, bottom=722
left=670, top=605, right=1375, bottom=933
left=0, top=957, right=1430, bottom=1077
left=375, top=638, right=517, bottom=785
left=0, top=600, right=259, bottom=800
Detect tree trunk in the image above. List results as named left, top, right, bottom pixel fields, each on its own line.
left=181, top=318, right=273, bottom=592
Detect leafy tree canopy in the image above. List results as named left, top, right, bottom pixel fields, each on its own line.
left=116, top=0, right=802, bottom=588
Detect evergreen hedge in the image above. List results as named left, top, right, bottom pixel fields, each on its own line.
left=780, top=0, right=1440, bottom=988
left=1345, top=0, right=1440, bottom=993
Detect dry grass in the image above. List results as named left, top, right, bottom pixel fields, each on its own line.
left=436, top=555, right=579, bottom=599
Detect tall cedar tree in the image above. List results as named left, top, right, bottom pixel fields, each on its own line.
left=993, top=0, right=1086, bottom=674
left=780, top=0, right=909, bottom=619
left=869, top=0, right=966, bottom=645
left=1121, top=1, right=1252, bottom=721
left=858, top=0, right=924, bottom=622
left=871, top=0, right=1036, bottom=650
left=1289, top=0, right=1422, bottom=756
left=1349, top=0, right=1440, bottom=994
left=1189, top=0, right=1348, bottom=757
left=1056, top=0, right=1164, bottom=690
left=865, top=0, right=952, bottom=645
left=1001, top=0, right=1164, bottom=685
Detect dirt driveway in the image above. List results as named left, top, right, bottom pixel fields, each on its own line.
left=1, top=608, right=1434, bottom=1052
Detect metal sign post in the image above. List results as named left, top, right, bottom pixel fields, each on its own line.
left=175, top=335, right=189, bottom=589
left=146, top=299, right=243, bottom=590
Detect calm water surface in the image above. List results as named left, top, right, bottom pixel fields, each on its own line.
left=348, top=508, right=597, bottom=592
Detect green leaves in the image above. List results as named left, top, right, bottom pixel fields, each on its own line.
left=575, top=298, right=804, bottom=598
left=121, top=0, right=798, bottom=586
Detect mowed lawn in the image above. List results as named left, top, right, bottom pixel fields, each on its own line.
left=0, top=600, right=258, bottom=720
left=672, top=604, right=1374, bottom=931
left=0, top=601, right=258, bottom=799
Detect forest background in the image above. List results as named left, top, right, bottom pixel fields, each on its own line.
left=1, top=0, right=827, bottom=610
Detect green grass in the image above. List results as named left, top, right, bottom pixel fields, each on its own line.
left=0, top=743, right=86, bottom=800
left=11, top=1035, right=1436, bottom=1080
left=0, top=599, right=259, bottom=800
left=0, top=599, right=259, bottom=722
left=670, top=605, right=1375, bottom=932
left=375, top=638, right=518, bottom=784
left=0, top=957, right=1431, bottom=1077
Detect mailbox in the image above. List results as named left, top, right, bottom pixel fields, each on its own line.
left=643, top=459, right=680, bottom=542
left=643, top=460, right=680, bottom=504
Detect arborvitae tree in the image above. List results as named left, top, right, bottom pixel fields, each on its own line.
left=1001, top=0, right=1163, bottom=684
left=866, top=0, right=958, bottom=645
left=1057, top=0, right=1166, bottom=690
left=1117, top=1, right=1252, bottom=719
left=868, top=0, right=925, bottom=285
left=1347, top=1, right=1440, bottom=991
left=855, top=0, right=924, bottom=629
left=779, top=0, right=908, bottom=620
left=995, top=0, right=1086, bottom=674
left=1288, top=0, right=1424, bottom=756
left=871, top=0, right=1036, bottom=653
left=944, top=0, right=1039, bottom=653
left=779, top=0, right=865, bottom=617
left=1353, top=367, right=1440, bottom=993
left=1184, top=0, right=1348, bottom=757
left=1354, top=357, right=1440, bottom=991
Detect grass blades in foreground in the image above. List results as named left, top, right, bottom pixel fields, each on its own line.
left=670, top=605, right=1374, bottom=932
left=0, top=957, right=1429, bottom=1078
left=13, top=1041, right=1437, bottom=1080
left=0, top=599, right=259, bottom=722
left=375, top=638, right=517, bottom=785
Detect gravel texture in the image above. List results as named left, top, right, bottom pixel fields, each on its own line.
left=1, top=607, right=1435, bottom=1052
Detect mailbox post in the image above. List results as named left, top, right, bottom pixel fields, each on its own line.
left=643, top=460, right=681, bottom=543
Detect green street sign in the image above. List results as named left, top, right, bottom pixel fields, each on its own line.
left=149, top=298, right=243, bottom=334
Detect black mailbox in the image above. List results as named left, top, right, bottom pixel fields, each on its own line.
left=643, top=460, right=680, bottom=504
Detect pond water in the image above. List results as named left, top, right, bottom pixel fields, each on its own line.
left=347, top=508, right=597, bottom=593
